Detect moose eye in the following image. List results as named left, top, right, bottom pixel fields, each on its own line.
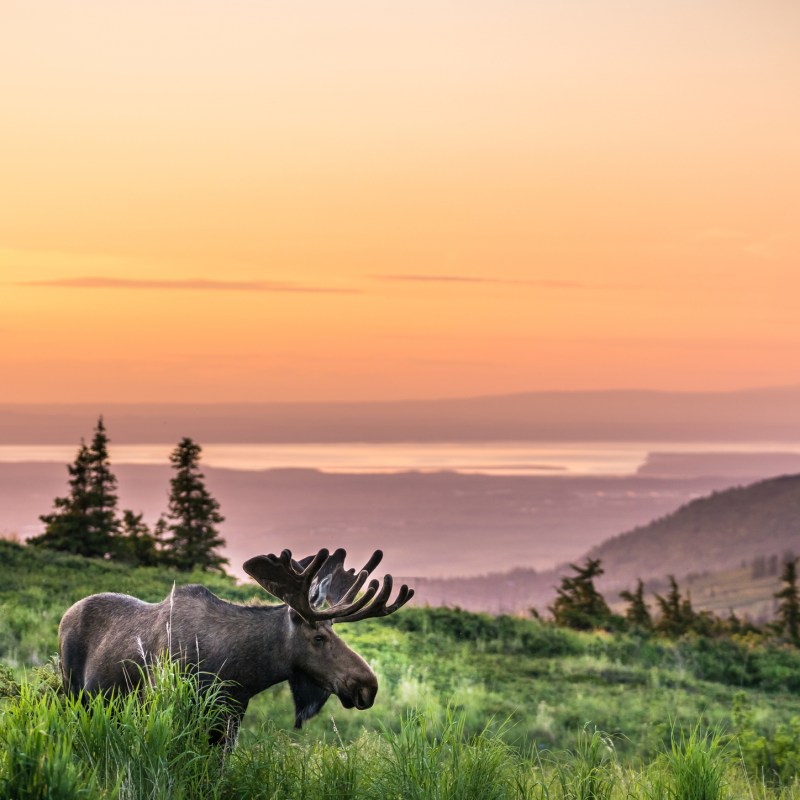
left=313, top=634, right=325, bottom=644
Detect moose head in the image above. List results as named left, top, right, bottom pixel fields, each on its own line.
left=243, top=548, right=413, bottom=725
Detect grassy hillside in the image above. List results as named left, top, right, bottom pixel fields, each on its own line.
left=3, top=540, right=800, bottom=797
left=589, top=473, right=800, bottom=587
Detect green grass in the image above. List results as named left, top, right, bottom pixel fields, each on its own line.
left=3, top=663, right=800, bottom=800
left=4, top=539, right=800, bottom=796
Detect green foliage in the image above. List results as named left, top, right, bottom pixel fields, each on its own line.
left=30, top=417, right=123, bottom=560
left=4, top=672, right=793, bottom=800
left=0, top=665, right=18, bottom=700
left=29, top=439, right=98, bottom=556
left=620, top=579, right=652, bottom=630
left=550, top=559, right=616, bottom=631
left=84, top=416, right=121, bottom=549
left=0, top=657, right=228, bottom=800
left=384, top=606, right=583, bottom=657
left=551, top=726, right=619, bottom=800
left=113, top=510, right=161, bottom=567
left=160, top=437, right=228, bottom=573
left=659, top=723, right=730, bottom=800
left=654, top=575, right=697, bottom=637
left=732, top=691, right=800, bottom=786
left=375, top=710, right=521, bottom=800
left=0, top=704, right=100, bottom=800
left=29, top=420, right=230, bottom=572
left=774, top=558, right=800, bottom=644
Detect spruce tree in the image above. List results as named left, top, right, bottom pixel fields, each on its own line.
left=161, top=437, right=228, bottom=572
left=774, top=557, right=800, bottom=644
left=84, top=417, right=120, bottom=555
left=30, top=441, right=94, bottom=554
left=654, top=575, right=696, bottom=637
left=113, top=510, right=161, bottom=567
left=549, top=558, right=612, bottom=630
left=30, top=417, right=120, bottom=558
left=620, top=579, right=652, bottom=629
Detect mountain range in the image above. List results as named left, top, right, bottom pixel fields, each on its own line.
left=411, top=471, right=800, bottom=617
left=3, top=385, right=800, bottom=443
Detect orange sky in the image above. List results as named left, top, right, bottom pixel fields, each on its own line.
left=2, top=1, right=799, bottom=403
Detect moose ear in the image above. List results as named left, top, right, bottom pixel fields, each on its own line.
left=289, top=672, right=331, bottom=728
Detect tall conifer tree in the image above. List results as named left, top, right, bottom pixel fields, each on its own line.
left=30, top=417, right=120, bottom=557
left=161, top=437, right=228, bottom=572
left=85, top=416, right=120, bottom=555
left=30, top=441, right=94, bottom=554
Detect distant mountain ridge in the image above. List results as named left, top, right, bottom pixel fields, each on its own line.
left=3, top=385, right=800, bottom=443
left=637, top=452, right=800, bottom=478
left=400, top=471, right=800, bottom=614
left=587, top=472, right=800, bottom=583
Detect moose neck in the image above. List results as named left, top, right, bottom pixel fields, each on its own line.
left=215, top=603, right=297, bottom=699
left=243, top=606, right=300, bottom=693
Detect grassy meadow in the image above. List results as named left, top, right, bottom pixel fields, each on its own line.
left=2, top=538, right=800, bottom=798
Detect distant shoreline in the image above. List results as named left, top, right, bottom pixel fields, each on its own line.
left=2, top=442, right=800, bottom=479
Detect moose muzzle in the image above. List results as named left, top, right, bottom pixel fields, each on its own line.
left=338, top=672, right=378, bottom=710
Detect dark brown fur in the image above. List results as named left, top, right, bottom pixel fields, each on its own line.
left=59, top=584, right=378, bottom=738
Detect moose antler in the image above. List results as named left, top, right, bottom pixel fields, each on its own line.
left=243, top=548, right=414, bottom=624
left=295, top=548, right=383, bottom=605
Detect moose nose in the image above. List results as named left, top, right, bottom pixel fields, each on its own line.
left=355, top=683, right=377, bottom=710
left=349, top=672, right=378, bottom=710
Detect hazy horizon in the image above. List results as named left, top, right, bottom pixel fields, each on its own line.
left=4, top=386, right=800, bottom=445
left=5, top=382, right=800, bottom=406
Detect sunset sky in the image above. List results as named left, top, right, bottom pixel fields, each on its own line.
left=2, top=1, right=799, bottom=403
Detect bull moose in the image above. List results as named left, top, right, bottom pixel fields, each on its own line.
left=58, top=548, right=413, bottom=738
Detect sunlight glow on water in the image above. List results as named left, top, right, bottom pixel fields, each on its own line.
left=1, top=441, right=800, bottom=476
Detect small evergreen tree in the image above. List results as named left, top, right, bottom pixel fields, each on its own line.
left=161, top=438, right=228, bottom=572
left=30, top=441, right=95, bottom=554
left=549, top=558, right=612, bottom=630
left=654, top=575, right=696, bottom=637
left=113, top=510, right=161, bottom=567
left=774, top=557, right=800, bottom=644
left=726, top=608, right=742, bottom=634
left=31, top=417, right=121, bottom=558
left=620, top=579, right=652, bottom=629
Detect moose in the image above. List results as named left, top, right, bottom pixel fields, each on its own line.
left=58, top=548, right=413, bottom=738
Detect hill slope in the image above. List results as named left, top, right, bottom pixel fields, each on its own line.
left=588, top=473, right=800, bottom=584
